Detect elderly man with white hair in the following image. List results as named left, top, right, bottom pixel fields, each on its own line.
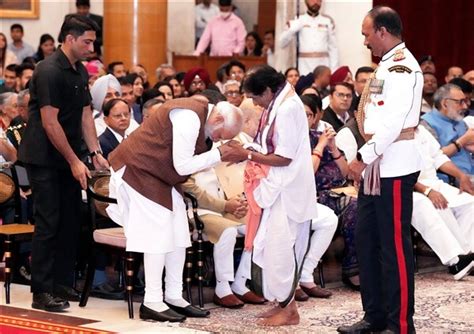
left=106, top=97, right=244, bottom=322
left=90, top=74, right=139, bottom=136
left=182, top=98, right=265, bottom=308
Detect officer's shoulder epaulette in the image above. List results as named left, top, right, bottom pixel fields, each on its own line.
left=320, top=14, right=336, bottom=28
left=388, top=65, right=412, bottom=74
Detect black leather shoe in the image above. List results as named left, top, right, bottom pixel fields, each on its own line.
left=139, top=303, right=186, bottom=322
left=337, top=319, right=385, bottom=333
left=164, top=301, right=210, bottom=318
left=32, top=293, right=70, bottom=312
left=90, top=283, right=125, bottom=300
left=53, top=284, right=81, bottom=302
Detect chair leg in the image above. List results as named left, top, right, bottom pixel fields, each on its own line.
left=196, top=233, right=204, bottom=308
left=79, top=245, right=97, bottom=307
left=185, top=246, right=194, bottom=305
left=318, top=259, right=325, bottom=288
left=4, top=239, right=12, bottom=304
left=125, top=252, right=134, bottom=319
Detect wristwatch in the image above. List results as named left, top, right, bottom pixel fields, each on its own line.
left=89, top=150, right=103, bottom=158
left=247, top=151, right=253, bottom=161
left=423, top=187, right=432, bottom=196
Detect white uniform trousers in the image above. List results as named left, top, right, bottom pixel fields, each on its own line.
left=299, top=203, right=338, bottom=283
left=412, top=192, right=471, bottom=265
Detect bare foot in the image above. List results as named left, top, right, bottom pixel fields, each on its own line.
left=257, top=300, right=299, bottom=326
left=257, top=304, right=281, bottom=318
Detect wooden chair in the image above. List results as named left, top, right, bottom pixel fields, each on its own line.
left=183, top=192, right=206, bottom=308
left=78, top=171, right=136, bottom=319
left=0, top=161, right=34, bottom=304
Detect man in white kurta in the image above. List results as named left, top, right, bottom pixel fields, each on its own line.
left=107, top=99, right=243, bottom=322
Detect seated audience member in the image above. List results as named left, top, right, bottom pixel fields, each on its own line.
left=0, top=64, right=18, bottom=93
left=419, top=55, right=436, bottom=74
left=0, top=92, right=19, bottom=130
left=322, top=66, right=353, bottom=110
left=321, top=82, right=354, bottom=131
left=223, top=80, right=243, bottom=107
left=165, top=77, right=184, bottom=99
left=128, top=73, right=144, bottom=109
left=119, top=75, right=143, bottom=124
left=421, top=84, right=474, bottom=182
left=262, top=30, right=275, bottom=67
left=295, top=73, right=316, bottom=96
left=6, top=89, right=29, bottom=148
left=243, top=32, right=263, bottom=56
left=130, top=64, right=150, bottom=89
left=352, top=66, right=374, bottom=111
left=284, top=67, right=300, bottom=87
left=214, top=63, right=229, bottom=94
left=303, top=94, right=360, bottom=291
left=445, top=66, right=463, bottom=83
left=90, top=74, right=138, bottom=136
left=413, top=125, right=474, bottom=280
left=107, top=61, right=127, bottom=79
left=155, top=63, right=176, bottom=83
left=85, top=59, right=104, bottom=88
left=183, top=67, right=211, bottom=96
left=142, top=88, right=165, bottom=105
left=16, top=62, right=35, bottom=91
left=464, top=70, right=474, bottom=86
left=33, top=34, right=56, bottom=62
left=225, top=60, right=246, bottom=83
left=142, top=98, right=164, bottom=123
left=182, top=98, right=265, bottom=308
left=421, top=72, right=438, bottom=114
left=1, top=32, right=18, bottom=79
left=0, top=127, right=18, bottom=223
left=193, top=0, right=246, bottom=57
left=153, top=81, right=174, bottom=101
left=312, top=65, right=331, bottom=98
left=449, top=77, right=473, bottom=116
left=8, top=24, right=35, bottom=63
left=99, top=99, right=131, bottom=159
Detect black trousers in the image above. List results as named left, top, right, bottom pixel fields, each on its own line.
left=356, top=172, right=418, bottom=334
left=26, top=164, right=82, bottom=293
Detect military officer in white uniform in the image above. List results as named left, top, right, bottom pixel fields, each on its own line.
left=339, top=7, right=423, bottom=334
left=279, top=0, right=338, bottom=75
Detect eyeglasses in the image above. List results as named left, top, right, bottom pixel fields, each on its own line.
left=334, top=92, right=352, bottom=100
left=446, top=98, right=469, bottom=106
left=225, top=91, right=241, bottom=97
left=110, top=112, right=131, bottom=120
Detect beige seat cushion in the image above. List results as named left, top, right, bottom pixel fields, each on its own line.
left=93, top=227, right=126, bottom=248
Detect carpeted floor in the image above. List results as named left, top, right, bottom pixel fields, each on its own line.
left=0, top=306, right=113, bottom=334
left=180, top=271, right=474, bottom=333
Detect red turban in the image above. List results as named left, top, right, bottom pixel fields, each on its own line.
left=330, top=66, right=351, bottom=87
left=183, top=67, right=211, bottom=91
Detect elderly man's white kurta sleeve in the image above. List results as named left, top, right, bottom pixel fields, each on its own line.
left=170, top=108, right=221, bottom=176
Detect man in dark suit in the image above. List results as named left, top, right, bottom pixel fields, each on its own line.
left=322, top=82, right=354, bottom=132
left=99, top=98, right=131, bottom=159
left=75, top=0, right=103, bottom=57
